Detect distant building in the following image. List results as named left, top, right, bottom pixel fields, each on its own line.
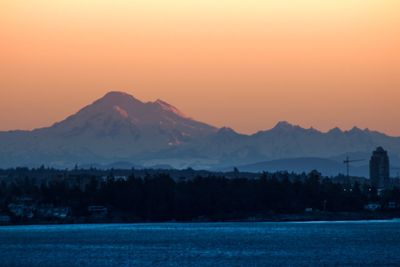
left=7, top=203, right=34, bottom=219
left=369, top=147, right=390, bottom=189
left=36, top=205, right=70, bottom=220
left=7, top=196, right=36, bottom=219
left=364, top=203, right=381, bottom=212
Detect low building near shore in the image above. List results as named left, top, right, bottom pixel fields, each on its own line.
left=8, top=203, right=34, bottom=219
left=364, top=203, right=382, bottom=212
left=36, top=205, right=70, bottom=219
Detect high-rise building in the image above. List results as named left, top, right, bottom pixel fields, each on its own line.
left=369, top=147, right=390, bottom=189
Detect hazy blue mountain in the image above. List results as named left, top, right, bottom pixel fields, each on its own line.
left=233, top=157, right=368, bottom=177
left=0, top=91, right=399, bottom=175
left=187, top=121, right=400, bottom=172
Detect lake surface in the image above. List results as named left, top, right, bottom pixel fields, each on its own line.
left=0, top=220, right=399, bottom=267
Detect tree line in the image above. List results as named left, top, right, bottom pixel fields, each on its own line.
left=1, top=170, right=399, bottom=221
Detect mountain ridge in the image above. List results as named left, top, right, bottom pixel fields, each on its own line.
left=0, top=91, right=399, bottom=173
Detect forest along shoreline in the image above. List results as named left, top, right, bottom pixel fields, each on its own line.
left=1, top=168, right=400, bottom=226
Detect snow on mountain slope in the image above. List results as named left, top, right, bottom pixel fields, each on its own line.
left=0, top=92, right=399, bottom=171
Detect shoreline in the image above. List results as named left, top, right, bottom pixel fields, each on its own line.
left=2, top=211, right=400, bottom=227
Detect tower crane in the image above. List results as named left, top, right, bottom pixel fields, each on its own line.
left=343, top=156, right=364, bottom=178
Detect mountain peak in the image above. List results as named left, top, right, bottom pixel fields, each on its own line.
left=273, top=121, right=297, bottom=130
left=328, top=127, right=343, bottom=134
left=274, top=121, right=294, bottom=128
left=104, top=91, right=131, bottom=97
left=98, top=91, right=142, bottom=106
left=348, top=126, right=364, bottom=134
left=267, top=121, right=323, bottom=134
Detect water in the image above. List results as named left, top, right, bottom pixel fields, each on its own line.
left=1, top=220, right=400, bottom=267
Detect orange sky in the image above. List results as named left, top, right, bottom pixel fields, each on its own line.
left=0, top=0, right=399, bottom=135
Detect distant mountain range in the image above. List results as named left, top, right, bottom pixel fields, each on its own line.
left=1, top=91, right=399, bottom=176
left=235, top=158, right=369, bottom=177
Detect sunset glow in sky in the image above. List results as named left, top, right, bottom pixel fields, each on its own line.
left=1, top=0, right=399, bottom=135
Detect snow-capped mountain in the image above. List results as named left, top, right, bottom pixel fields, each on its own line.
left=0, top=91, right=399, bottom=174
left=46, top=91, right=217, bottom=145
left=0, top=91, right=217, bottom=167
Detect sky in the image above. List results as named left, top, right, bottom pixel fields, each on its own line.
left=0, top=0, right=399, bottom=135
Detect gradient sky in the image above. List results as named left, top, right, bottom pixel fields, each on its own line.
left=1, top=0, right=399, bottom=135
